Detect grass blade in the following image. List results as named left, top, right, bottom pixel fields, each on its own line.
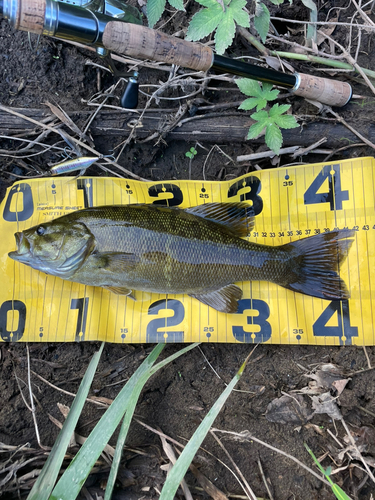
left=52, top=343, right=199, bottom=500
left=27, top=342, right=105, bottom=500
left=50, top=343, right=165, bottom=500
left=159, top=351, right=251, bottom=500
left=304, top=443, right=353, bottom=500
left=104, top=342, right=200, bottom=500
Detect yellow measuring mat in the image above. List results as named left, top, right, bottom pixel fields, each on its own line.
left=1, top=157, right=374, bottom=345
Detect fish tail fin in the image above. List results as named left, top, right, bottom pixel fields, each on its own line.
left=281, top=230, right=355, bottom=300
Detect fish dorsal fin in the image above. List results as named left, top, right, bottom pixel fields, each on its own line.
left=185, top=203, right=254, bottom=237
left=189, top=284, right=242, bottom=313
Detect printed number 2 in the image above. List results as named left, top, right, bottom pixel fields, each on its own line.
left=146, top=299, right=184, bottom=342
left=304, top=164, right=349, bottom=211
left=232, top=299, right=271, bottom=343
left=313, top=300, right=358, bottom=345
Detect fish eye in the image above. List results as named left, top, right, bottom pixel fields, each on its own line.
left=36, top=226, right=45, bottom=236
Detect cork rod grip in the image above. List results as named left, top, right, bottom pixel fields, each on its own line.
left=293, top=73, right=352, bottom=107
left=103, top=21, right=214, bottom=72
left=11, top=0, right=46, bottom=34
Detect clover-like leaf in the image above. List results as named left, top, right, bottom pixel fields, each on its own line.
left=186, top=0, right=250, bottom=54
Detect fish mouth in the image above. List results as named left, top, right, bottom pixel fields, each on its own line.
left=8, top=232, right=31, bottom=261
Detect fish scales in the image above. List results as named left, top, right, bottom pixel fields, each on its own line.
left=66, top=205, right=273, bottom=293
left=8, top=203, right=355, bottom=313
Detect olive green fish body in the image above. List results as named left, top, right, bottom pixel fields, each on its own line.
left=8, top=203, right=355, bottom=313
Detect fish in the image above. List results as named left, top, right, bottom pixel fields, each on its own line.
left=8, top=203, right=354, bottom=313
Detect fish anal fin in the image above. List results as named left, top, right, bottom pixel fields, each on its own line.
left=105, top=286, right=135, bottom=298
left=189, top=284, right=242, bottom=313
left=185, top=203, right=254, bottom=238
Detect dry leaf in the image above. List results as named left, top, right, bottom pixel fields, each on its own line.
left=316, top=15, right=338, bottom=46
left=311, top=392, right=342, bottom=420
left=266, top=394, right=314, bottom=425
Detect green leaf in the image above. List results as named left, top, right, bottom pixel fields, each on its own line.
left=186, top=4, right=224, bottom=41
left=239, top=97, right=266, bottom=111
left=273, top=113, right=299, bottom=129
left=215, top=11, right=236, bottom=54
left=230, top=0, right=250, bottom=27
left=269, top=103, right=291, bottom=116
left=159, top=354, right=250, bottom=500
left=50, top=344, right=166, bottom=499
left=50, top=343, right=200, bottom=500
left=246, top=104, right=298, bottom=154
left=265, top=122, right=283, bottom=153
left=331, top=484, right=353, bottom=500
left=27, top=343, right=105, bottom=500
left=301, top=0, right=317, bottom=45
left=168, top=0, right=185, bottom=10
left=147, top=0, right=166, bottom=27
left=237, top=79, right=279, bottom=111
left=247, top=120, right=266, bottom=139
left=254, top=1, right=270, bottom=42
left=147, top=0, right=184, bottom=27
left=236, top=78, right=263, bottom=96
left=186, top=0, right=250, bottom=53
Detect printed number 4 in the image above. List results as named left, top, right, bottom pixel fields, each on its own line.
left=313, top=300, right=358, bottom=345
left=304, top=164, right=349, bottom=211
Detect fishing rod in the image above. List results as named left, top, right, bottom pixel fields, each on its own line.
left=1, top=0, right=352, bottom=108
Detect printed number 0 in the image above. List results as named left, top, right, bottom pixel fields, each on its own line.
left=0, top=300, right=27, bottom=342
left=232, top=299, right=271, bottom=343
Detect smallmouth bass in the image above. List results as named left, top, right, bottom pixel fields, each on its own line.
left=8, top=203, right=354, bottom=313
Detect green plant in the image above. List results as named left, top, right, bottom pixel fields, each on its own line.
left=27, top=343, right=253, bottom=500
left=236, top=78, right=299, bottom=154
left=185, top=146, right=198, bottom=159
left=304, top=443, right=352, bottom=500
left=254, top=0, right=283, bottom=42
left=147, top=0, right=184, bottom=28
left=186, top=0, right=250, bottom=55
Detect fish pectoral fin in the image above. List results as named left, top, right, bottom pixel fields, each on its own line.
left=105, top=286, right=135, bottom=297
left=185, top=203, right=254, bottom=238
left=189, top=284, right=242, bottom=313
left=97, top=252, right=140, bottom=272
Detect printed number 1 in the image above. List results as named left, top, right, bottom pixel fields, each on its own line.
left=304, top=164, right=349, bottom=210
left=70, top=298, right=89, bottom=341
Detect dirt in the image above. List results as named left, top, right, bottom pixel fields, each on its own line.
left=1, top=0, right=375, bottom=498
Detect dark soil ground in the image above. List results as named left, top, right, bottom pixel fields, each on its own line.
left=1, top=0, right=375, bottom=499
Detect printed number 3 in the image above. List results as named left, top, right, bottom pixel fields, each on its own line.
left=232, top=299, right=271, bottom=343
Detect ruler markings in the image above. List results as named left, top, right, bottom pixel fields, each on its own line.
left=1, top=160, right=375, bottom=344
